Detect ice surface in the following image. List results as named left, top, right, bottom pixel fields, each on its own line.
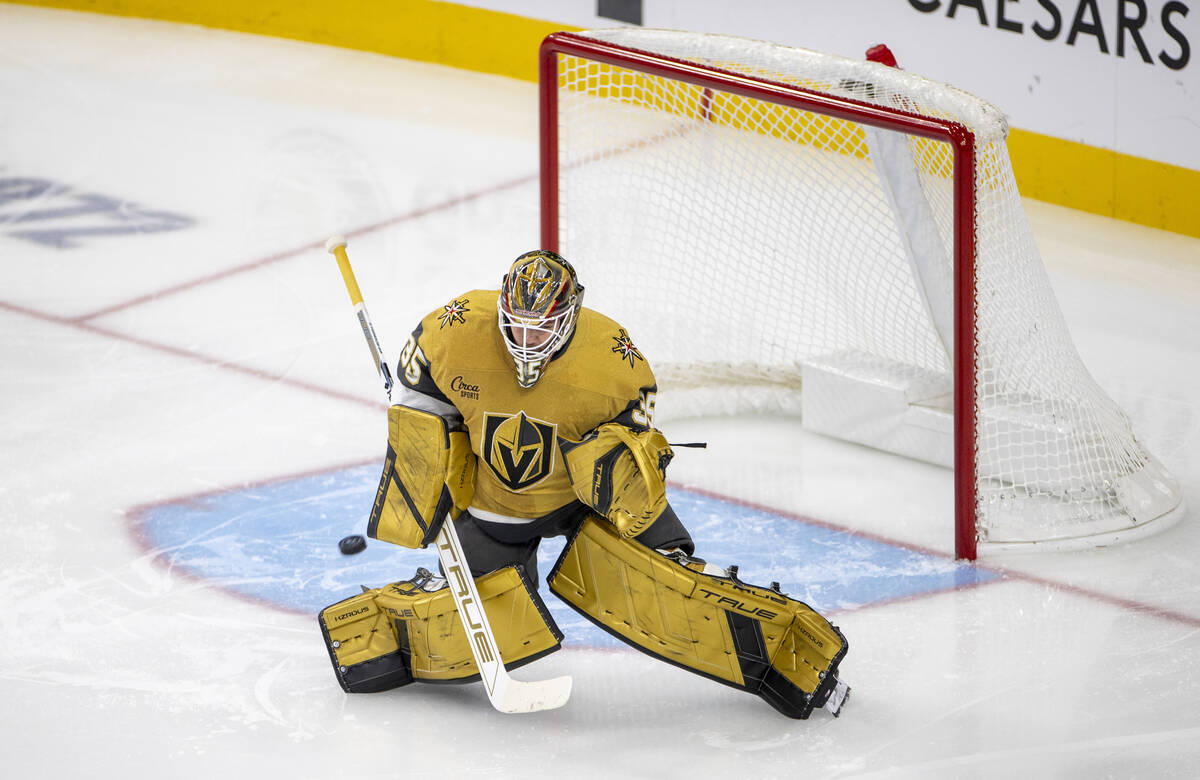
left=2, top=6, right=1199, bottom=778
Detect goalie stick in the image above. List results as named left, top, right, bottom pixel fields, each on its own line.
left=325, top=236, right=572, bottom=714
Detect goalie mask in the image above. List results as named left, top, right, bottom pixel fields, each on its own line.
left=498, top=250, right=585, bottom=388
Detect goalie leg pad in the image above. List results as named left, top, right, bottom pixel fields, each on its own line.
left=547, top=516, right=849, bottom=718
left=319, top=564, right=563, bottom=691
left=318, top=587, right=413, bottom=693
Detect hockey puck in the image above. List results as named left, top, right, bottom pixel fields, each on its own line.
left=338, top=534, right=367, bottom=555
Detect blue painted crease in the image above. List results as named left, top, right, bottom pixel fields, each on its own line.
left=138, top=464, right=998, bottom=648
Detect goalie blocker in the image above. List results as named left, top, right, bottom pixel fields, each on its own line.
left=367, top=404, right=475, bottom=549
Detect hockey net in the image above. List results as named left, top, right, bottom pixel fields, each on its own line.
left=539, top=29, right=1182, bottom=559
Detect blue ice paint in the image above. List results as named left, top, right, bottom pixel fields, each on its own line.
left=136, top=463, right=999, bottom=648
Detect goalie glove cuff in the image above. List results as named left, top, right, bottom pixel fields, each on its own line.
left=559, top=423, right=673, bottom=539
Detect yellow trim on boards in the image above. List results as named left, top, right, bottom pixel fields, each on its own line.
left=11, top=0, right=1199, bottom=238
left=14, top=0, right=579, bottom=81
left=1008, top=129, right=1200, bottom=240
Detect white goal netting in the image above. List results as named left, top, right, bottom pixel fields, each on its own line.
left=546, top=29, right=1181, bottom=554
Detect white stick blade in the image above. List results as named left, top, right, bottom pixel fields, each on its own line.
left=493, top=674, right=573, bottom=714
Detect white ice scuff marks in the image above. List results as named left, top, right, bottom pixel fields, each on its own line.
left=0, top=525, right=338, bottom=743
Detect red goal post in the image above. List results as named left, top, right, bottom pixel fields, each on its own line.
left=537, top=30, right=1182, bottom=560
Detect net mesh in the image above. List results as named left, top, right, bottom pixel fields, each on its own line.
left=551, top=30, right=1180, bottom=548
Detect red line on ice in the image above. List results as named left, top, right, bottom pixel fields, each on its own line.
left=0, top=298, right=385, bottom=411
left=71, top=171, right=537, bottom=323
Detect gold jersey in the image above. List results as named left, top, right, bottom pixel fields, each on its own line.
left=397, top=290, right=657, bottom=521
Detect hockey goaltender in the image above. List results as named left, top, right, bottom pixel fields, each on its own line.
left=319, top=250, right=850, bottom=718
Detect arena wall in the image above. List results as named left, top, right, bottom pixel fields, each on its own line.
left=14, top=0, right=1199, bottom=238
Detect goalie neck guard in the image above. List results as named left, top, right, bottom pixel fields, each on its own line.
left=498, top=250, right=585, bottom=388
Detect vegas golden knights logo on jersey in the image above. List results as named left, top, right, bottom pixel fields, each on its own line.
left=482, top=411, right=557, bottom=491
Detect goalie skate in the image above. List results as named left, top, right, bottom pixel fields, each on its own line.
left=817, top=676, right=851, bottom=717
